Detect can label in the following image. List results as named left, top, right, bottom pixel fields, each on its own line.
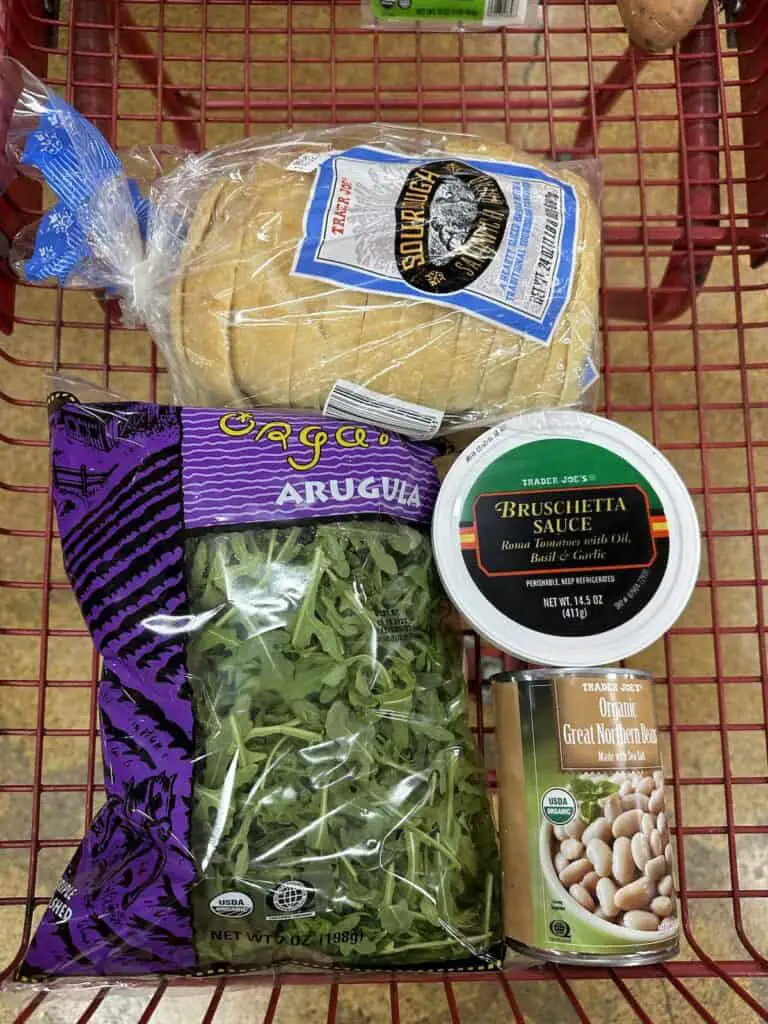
left=495, top=673, right=678, bottom=959
left=554, top=674, right=660, bottom=770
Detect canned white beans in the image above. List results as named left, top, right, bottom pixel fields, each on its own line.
left=493, top=667, right=679, bottom=966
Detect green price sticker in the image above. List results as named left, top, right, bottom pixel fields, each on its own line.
left=370, top=0, right=526, bottom=23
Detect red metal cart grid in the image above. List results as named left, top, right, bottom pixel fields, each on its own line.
left=0, top=1, right=767, bottom=1021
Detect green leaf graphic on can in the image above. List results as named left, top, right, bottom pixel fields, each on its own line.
left=569, top=776, right=620, bottom=823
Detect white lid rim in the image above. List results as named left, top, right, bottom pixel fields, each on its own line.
left=432, top=411, right=701, bottom=667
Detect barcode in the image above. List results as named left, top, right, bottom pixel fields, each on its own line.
left=484, top=0, right=520, bottom=17
left=483, top=0, right=527, bottom=22
left=323, top=380, right=443, bottom=441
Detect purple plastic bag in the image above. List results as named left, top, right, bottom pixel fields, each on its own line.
left=19, top=398, right=501, bottom=980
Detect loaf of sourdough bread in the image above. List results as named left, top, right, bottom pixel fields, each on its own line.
left=171, top=128, right=601, bottom=427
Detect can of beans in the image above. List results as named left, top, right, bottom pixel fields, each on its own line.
left=493, top=667, right=679, bottom=965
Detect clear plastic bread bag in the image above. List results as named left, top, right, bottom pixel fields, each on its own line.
left=2, top=57, right=602, bottom=437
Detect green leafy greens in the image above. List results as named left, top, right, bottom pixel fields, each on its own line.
left=185, top=521, right=500, bottom=969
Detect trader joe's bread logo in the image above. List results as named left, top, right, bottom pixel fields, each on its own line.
left=395, top=159, right=509, bottom=294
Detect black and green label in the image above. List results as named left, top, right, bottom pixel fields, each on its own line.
left=460, top=440, right=669, bottom=637
left=395, top=160, right=509, bottom=294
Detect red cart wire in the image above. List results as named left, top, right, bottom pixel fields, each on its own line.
left=0, top=1, right=767, bottom=1022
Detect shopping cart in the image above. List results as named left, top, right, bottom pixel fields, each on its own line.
left=0, top=1, right=767, bottom=1021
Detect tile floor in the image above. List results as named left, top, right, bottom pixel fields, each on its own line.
left=1, top=2, right=767, bottom=1022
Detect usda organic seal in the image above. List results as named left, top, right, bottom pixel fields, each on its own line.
left=541, top=787, right=577, bottom=826
left=209, top=891, right=253, bottom=919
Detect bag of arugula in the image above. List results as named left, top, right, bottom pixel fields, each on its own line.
left=19, top=398, right=501, bottom=980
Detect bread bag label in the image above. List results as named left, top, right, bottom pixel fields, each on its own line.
left=294, top=146, right=579, bottom=345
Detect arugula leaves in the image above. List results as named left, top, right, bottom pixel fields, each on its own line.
left=185, top=521, right=500, bottom=969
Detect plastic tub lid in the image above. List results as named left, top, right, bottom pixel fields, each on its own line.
left=432, top=409, right=701, bottom=667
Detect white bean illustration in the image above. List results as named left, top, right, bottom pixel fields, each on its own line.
left=649, top=828, right=663, bottom=857
left=623, top=910, right=660, bottom=931
left=586, top=837, right=613, bottom=877
left=631, top=832, right=651, bottom=871
left=569, top=883, right=596, bottom=911
left=550, top=771, right=678, bottom=934
left=559, top=858, right=592, bottom=887
left=581, top=871, right=600, bottom=894
left=649, top=787, right=665, bottom=814
left=565, top=817, right=586, bottom=840
left=582, top=817, right=612, bottom=845
left=621, top=793, right=650, bottom=812
left=596, top=877, right=618, bottom=917
left=645, top=854, right=667, bottom=882
left=658, top=874, right=674, bottom=897
left=650, top=895, right=675, bottom=918
left=613, top=836, right=636, bottom=886
left=603, top=795, right=622, bottom=824
left=560, top=838, right=585, bottom=861
left=613, top=808, right=643, bottom=839
left=614, top=876, right=655, bottom=911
